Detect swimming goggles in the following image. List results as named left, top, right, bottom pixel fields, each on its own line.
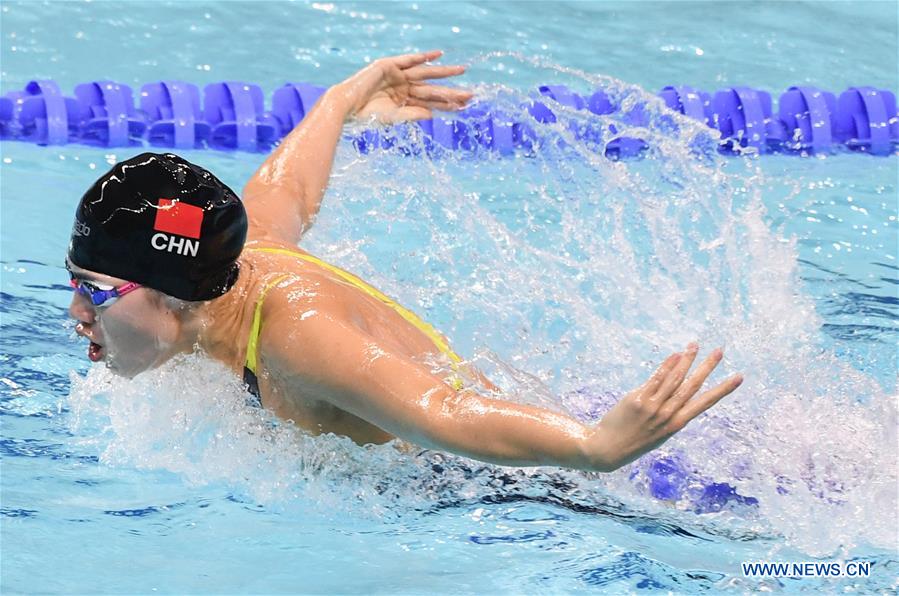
left=67, top=268, right=141, bottom=307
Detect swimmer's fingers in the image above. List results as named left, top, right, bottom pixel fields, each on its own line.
left=637, top=352, right=682, bottom=397
left=391, top=105, right=439, bottom=121
left=409, top=83, right=472, bottom=102
left=387, top=50, right=444, bottom=70
left=404, top=64, right=467, bottom=82
left=658, top=348, right=722, bottom=415
left=389, top=50, right=466, bottom=81
left=409, top=84, right=473, bottom=106
left=652, top=343, right=698, bottom=402
left=404, top=96, right=469, bottom=113
left=380, top=101, right=463, bottom=123
left=672, top=374, right=743, bottom=429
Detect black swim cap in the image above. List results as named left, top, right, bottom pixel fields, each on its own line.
left=68, top=152, right=247, bottom=301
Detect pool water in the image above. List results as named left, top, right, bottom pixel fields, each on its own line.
left=1, top=1, right=897, bottom=593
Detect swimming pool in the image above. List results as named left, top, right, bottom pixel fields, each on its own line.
left=1, top=1, right=897, bottom=593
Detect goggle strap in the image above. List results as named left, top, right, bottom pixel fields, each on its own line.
left=116, top=282, right=141, bottom=297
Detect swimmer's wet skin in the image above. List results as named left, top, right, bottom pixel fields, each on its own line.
left=241, top=246, right=467, bottom=401
left=66, top=50, right=743, bottom=472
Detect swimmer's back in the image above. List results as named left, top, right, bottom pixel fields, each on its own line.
left=240, top=239, right=451, bottom=362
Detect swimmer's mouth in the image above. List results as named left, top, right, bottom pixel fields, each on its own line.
left=75, top=324, right=105, bottom=363
left=88, top=341, right=105, bottom=363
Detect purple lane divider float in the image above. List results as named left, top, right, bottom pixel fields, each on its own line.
left=204, top=82, right=280, bottom=152
left=778, top=86, right=837, bottom=153
left=5, top=80, right=85, bottom=145
left=712, top=87, right=786, bottom=153
left=659, top=85, right=713, bottom=126
left=2, top=79, right=896, bottom=157
left=140, top=81, right=210, bottom=149
left=834, top=87, right=898, bottom=156
left=271, top=83, right=327, bottom=136
left=74, top=81, right=146, bottom=147
left=0, top=96, right=15, bottom=140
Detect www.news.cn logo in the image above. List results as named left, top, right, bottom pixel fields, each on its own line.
left=742, top=561, right=871, bottom=578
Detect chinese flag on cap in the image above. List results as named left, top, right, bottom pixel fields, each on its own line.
left=154, top=199, right=203, bottom=239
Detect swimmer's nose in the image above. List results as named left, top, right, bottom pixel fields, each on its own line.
left=68, top=290, right=96, bottom=325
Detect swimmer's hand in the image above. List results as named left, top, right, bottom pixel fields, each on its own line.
left=585, top=344, right=743, bottom=472
left=336, top=50, right=473, bottom=124
left=242, top=50, right=471, bottom=245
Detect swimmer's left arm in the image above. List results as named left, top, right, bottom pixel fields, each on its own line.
left=242, top=50, right=472, bottom=245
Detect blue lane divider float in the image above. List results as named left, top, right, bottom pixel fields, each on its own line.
left=779, top=86, right=836, bottom=153
left=712, top=87, right=785, bottom=153
left=1, top=79, right=896, bottom=157
left=641, top=454, right=759, bottom=513
left=659, top=85, right=713, bottom=126
left=271, top=83, right=326, bottom=136
left=835, top=86, right=897, bottom=155
left=74, top=81, right=146, bottom=147
left=141, top=81, right=210, bottom=149
left=205, top=82, right=280, bottom=152
left=0, top=96, right=15, bottom=139
left=5, top=80, right=86, bottom=145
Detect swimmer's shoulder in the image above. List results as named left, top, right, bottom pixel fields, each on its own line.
left=239, top=238, right=318, bottom=280
left=242, top=237, right=313, bottom=259
left=239, top=239, right=363, bottom=350
left=240, top=239, right=346, bottom=318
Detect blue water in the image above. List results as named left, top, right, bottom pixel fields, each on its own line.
left=2, top=1, right=897, bottom=594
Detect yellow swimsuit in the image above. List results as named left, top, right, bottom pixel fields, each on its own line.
left=241, top=247, right=464, bottom=400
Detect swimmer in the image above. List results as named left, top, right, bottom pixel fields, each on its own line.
left=66, top=50, right=743, bottom=472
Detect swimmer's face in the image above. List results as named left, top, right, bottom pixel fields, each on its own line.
left=67, top=261, right=183, bottom=378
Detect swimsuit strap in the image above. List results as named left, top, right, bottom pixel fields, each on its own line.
left=246, top=247, right=463, bottom=364
left=245, top=273, right=292, bottom=375
left=243, top=247, right=464, bottom=391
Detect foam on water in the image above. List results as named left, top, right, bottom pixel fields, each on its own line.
left=66, top=55, right=895, bottom=560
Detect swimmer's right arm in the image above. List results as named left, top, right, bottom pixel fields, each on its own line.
left=262, top=309, right=742, bottom=472
left=415, top=346, right=741, bottom=472
left=242, top=50, right=472, bottom=245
